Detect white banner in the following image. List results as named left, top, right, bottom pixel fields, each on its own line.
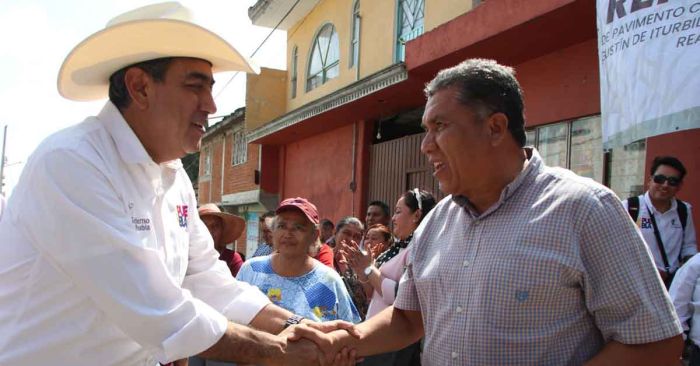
left=596, top=0, right=700, bottom=149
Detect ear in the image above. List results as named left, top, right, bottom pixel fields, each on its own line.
left=412, top=208, right=422, bottom=223
left=123, top=67, right=152, bottom=110
left=486, top=112, right=509, bottom=146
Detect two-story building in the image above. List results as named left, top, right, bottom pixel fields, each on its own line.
left=198, top=107, right=279, bottom=256
left=242, top=0, right=698, bottom=231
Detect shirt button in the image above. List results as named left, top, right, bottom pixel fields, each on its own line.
left=451, top=351, right=458, bottom=359
left=463, top=260, right=470, bottom=267
left=456, top=306, right=463, bottom=313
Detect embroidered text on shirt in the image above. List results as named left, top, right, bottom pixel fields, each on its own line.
left=132, top=216, right=151, bottom=231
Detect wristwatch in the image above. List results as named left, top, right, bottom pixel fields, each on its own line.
left=283, top=314, right=305, bottom=329
left=363, top=265, right=373, bottom=278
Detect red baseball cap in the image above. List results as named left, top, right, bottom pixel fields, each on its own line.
left=276, top=197, right=320, bottom=225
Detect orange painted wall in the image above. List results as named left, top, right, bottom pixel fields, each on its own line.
left=646, top=129, right=700, bottom=236
left=280, top=124, right=359, bottom=223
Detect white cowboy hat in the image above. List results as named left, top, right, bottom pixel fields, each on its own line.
left=57, top=1, right=259, bottom=101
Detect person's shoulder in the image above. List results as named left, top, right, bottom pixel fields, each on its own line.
left=678, top=198, right=693, bottom=210
left=29, top=116, right=111, bottom=173
left=245, top=256, right=274, bottom=273
left=538, top=165, right=619, bottom=204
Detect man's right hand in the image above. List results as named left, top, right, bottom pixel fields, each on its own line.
left=270, top=336, right=323, bottom=366
left=281, top=322, right=360, bottom=364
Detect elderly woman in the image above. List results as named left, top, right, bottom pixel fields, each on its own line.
left=363, top=224, right=393, bottom=259
left=343, top=189, right=436, bottom=366
left=236, top=198, right=361, bottom=324
left=328, top=216, right=370, bottom=319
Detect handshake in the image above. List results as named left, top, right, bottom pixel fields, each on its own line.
left=274, top=319, right=362, bottom=366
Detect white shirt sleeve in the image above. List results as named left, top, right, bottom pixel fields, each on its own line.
left=182, top=208, right=270, bottom=325
left=20, top=149, right=228, bottom=363
left=669, top=255, right=700, bottom=334
left=379, top=277, right=398, bottom=304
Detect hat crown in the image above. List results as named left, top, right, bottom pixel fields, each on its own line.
left=106, top=2, right=192, bottom=27
left=198, top=203, right=222, bottom=215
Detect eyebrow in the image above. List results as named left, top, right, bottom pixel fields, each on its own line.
left=185, top=71, right=215, bottom=87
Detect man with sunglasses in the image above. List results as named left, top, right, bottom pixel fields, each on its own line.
left=623, top=156, right=697, bottom=288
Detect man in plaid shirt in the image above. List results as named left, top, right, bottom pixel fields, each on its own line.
left=300, top=59, right=683, bottom=365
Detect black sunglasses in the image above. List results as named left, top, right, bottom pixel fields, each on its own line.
left=652, top=174, right=681, bottom=187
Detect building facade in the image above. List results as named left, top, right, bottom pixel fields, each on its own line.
left=198, top=108, right=277, bottom=257
left=245, top=0, right=699, bottom=230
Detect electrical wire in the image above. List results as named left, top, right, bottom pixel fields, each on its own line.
left=210, top=0, right=302, bottom=116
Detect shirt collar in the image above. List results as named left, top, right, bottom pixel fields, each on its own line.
left=643, top=191, right=677, bottom=214
left=452, top=147, right=541, bottom=217
left=98, top=101, right=183, bottom=171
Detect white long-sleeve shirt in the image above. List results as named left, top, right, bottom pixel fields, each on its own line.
left=622, top=192, right=697, bottom=273
left=670, top=254, right=700, bottom=345
left=0, top=102, right=270, bottom=366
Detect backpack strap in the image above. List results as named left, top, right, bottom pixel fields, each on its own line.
left=627, top=196, right=640, bottom=223
left=677, top=198, right=688, bottom=232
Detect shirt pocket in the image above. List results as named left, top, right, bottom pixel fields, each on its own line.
left=485, top=250, right=582, bottom=331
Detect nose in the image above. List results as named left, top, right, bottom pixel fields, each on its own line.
left=201, top=90, right=217, bottom=115
left=421, top=131, right=435, bottom=154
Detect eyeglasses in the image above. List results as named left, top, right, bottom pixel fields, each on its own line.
left=412, top=188, right=423, bottom=211
left=652, top=174, right=681, bottom=187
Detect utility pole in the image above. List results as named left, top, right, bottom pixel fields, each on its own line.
left=0, top=125, right=7, bottom=196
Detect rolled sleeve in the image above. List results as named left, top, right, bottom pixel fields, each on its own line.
left=183, top=216, right=270, bottom=325
left=581, top=190, right=681, bottom=344
left=22, top=149, right=232, bottom=363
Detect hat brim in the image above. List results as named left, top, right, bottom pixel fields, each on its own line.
left=201, top=212, right=245, bottom=244
left=58, top=19, right=260, bottom=101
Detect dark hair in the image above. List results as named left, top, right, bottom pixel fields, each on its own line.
left=335, top=216, right=364, bottom=232
left=367, top=200, right=391, bottom=218
left=367, top=224, right=394, bottom=245
left=424, top=58, right=526, bottom=147
left=651, top=156, right=687, bottom=181
left=402, top=189, right=436, bottom=224
left=320, top=219, right=335, bottom=230
left=108, top=57, right=174, bottom=110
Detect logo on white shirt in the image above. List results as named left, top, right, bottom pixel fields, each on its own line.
left=177, top=205, right=188, bottom=228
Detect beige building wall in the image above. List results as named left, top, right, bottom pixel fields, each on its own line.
left=286, top=0, right=397, bottom=111
left=256, top=0, right=473, bottom=118
left=245, top=67, right=287, bottom=130
left=424, top=0, right=473, bottom=32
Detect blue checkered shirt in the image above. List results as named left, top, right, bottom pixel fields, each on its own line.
left=252, top=243, right=273, bottom=258
left=395, top=148, right=681, bottom=365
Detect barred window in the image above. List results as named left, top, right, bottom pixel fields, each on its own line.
left=203, top=146, right=212, bottom=176
left=232, top=128, right=247, bottom=166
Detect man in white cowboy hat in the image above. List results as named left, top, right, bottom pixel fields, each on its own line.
left=198, top=203, right=246, bottom=277
left=0, top=3, right=355, bottom=366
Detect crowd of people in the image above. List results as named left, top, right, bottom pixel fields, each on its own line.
left=1, top=2, right=699, bottom=366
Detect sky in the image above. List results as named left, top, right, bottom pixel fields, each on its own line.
left=0, top=0, right=287, bottom=197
